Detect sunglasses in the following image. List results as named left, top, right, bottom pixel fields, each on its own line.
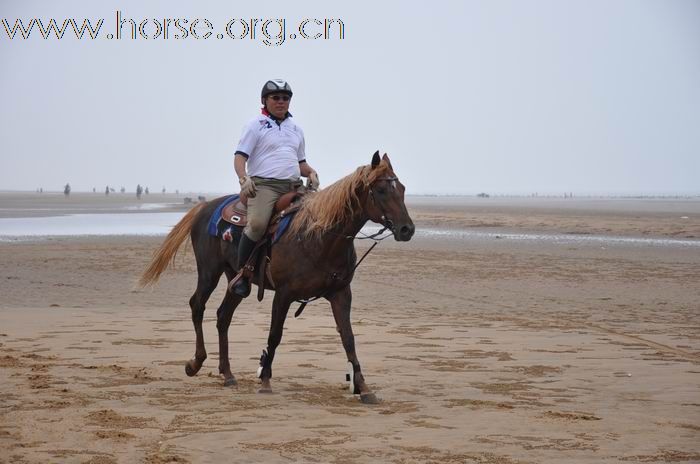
left=269, top=95, right=290, bottom=102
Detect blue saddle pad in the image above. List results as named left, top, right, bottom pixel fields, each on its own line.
left=208, top=194, right=297, bottom=245
left=208, top=194, right=239, bottom=237
left=273, top=214, right=294, bottom=244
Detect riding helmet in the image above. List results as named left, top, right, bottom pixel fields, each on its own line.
left=261, top=79, right=293, bottom=103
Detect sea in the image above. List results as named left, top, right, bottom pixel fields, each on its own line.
left=1, top=197, right=699, bottom=249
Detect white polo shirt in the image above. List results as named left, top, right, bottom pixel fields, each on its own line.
left=235, top=111, right=306, bottom=180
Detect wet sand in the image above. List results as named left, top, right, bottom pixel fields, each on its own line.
left=408, top=196, right=700, bottom=239
left=1, top=194, right=699, bottom=463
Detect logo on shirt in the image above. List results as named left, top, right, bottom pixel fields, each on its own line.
left=259, top=120, right=272, bottom=130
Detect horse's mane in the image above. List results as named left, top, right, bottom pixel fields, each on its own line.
left=288, top=160, right=392, bottom=239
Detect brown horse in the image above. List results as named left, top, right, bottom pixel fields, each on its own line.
left=139, top=151, right=414, bottom=403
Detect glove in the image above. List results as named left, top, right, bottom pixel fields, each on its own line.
left=308, top=171, right=320, bottom=191
left=239, top=176, right=257, bottom=197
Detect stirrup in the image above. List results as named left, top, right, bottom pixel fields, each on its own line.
left=231, top=277, right=250, bottom=298
left=228, top=266, right=252, bottom=297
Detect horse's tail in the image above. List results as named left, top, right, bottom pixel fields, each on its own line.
left=138, top=202, right=206, bottom=287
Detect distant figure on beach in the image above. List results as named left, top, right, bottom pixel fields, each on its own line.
left=93, top=187, right=96, bottom=193
left=136, top=184, right=143, bottom=200
left=175, top=189, right=179, bottom=195
left=120, top=187, right=125, bottom=194
left=105, top=186, right=109, bottom=196
left=64, top=183, right=71, bottom=197
left=162, top=187, right=166, bottom=194
left=145, top=187, right=149, bottom=195
left=40, top=188, right=43, bottom=193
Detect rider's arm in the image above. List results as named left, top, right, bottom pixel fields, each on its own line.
left=234, top=118, right=258, bottom=182
left=234, top=153, right=248, bottom=181
left=299, top=161, right=316, bottom=177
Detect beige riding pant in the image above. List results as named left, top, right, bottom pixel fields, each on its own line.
left=244, top=177, right=302, bottom=241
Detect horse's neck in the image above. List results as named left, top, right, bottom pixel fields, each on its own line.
left=317, top=190, right=370, bottom=252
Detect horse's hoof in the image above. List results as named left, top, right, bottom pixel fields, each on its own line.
left=258, top=387, right=273, bottom=394
left=223, top=377, right=237, bottom=387
left=184, top=360, right=200, bottom=377
left=360, top=392, right=379, bottom=404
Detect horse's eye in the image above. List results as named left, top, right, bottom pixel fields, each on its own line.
left=376, top=187, right=386, bottom=195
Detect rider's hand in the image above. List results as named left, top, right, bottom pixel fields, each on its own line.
left=239, top=176, right=257, bottom=197
left=308, top=171, right=320, bottom=191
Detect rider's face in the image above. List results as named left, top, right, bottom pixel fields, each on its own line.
left=265, top=93, right=291, bottom=119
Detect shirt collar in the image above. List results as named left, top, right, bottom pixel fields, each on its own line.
left=261, top=107, right=292, bottom=122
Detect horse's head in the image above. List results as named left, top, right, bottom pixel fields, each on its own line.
left=364, top=151, right=415, bottom=242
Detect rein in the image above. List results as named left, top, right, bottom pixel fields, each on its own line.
left=292, top=231, right=389, bottom=318
left=293, top=175, right=398, bottom=318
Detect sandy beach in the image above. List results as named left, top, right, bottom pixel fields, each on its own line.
left=1, top=193, right=699, bottom=463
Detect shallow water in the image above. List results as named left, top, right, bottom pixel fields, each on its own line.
left=0, top=203, right=177, bottom=214
left=412, top=227, right=700, bottom=248
left=1, top=212, right=699, bottom=249
left=0, top=212, right=186, bottom=239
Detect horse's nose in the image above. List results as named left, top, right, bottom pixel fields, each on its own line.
left=399, top=223, right=415, bottom=241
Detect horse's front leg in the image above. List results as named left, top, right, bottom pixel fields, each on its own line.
left=258, top=292, right=292, bottom=394
left=327, top=285, right=379, bottom=404
left=216, top=285, right=243, bottom=387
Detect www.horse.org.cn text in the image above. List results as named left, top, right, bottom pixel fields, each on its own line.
left=1, top=11, right=345, bottom=47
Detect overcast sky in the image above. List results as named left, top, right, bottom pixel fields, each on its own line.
left=1, top=0, right=699, bottom=195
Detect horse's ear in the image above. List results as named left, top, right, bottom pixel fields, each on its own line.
left=371, top=151, right=380, bottom=169
left=381, top=153, right=393, bottom=170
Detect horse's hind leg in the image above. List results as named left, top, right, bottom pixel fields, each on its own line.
left=185, top=269, right=221, bottom=377
left=216, top=268, right=243, bottom=387
left=258, top=292, right=292, bottom=394
left=327, top=285, right=379, bottom=404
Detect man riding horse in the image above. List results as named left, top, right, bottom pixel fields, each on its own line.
left=140, top=81, right=414, bottom=401
left=232, top=79, right=320, bottom=298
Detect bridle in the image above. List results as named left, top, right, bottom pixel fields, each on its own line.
left=362, top=175, right=400, bottom=239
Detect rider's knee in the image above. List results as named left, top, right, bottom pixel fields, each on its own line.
left=246, top=219, right=267, bottom=241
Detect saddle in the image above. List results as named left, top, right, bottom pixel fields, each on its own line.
left=223, top=188, right=307, bottom=301
left=221, top=190, right=301, bottom=228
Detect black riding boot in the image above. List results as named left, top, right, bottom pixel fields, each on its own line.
left=232, top=234, right=256, bottom=297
